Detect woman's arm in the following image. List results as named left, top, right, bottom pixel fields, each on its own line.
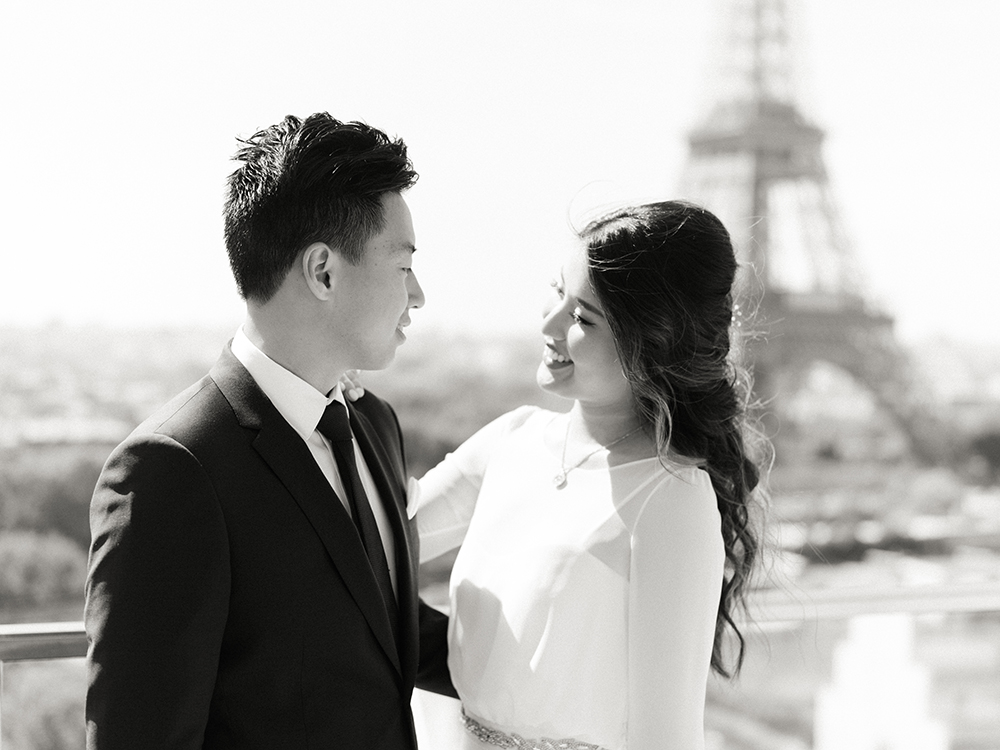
left=627, top=470, right=726, bottom=749
left=416, top=406, right=537, bottom=563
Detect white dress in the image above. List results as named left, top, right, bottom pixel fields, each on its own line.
left=416, top=406, right=726, bottom=750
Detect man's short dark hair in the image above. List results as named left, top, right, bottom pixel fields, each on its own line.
left=224, top=113, right=418, bottom=302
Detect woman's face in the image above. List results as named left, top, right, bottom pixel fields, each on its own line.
left=536, top=242, right=633, bottom=411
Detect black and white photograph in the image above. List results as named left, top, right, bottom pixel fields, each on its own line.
left=1, top=0, right=998, bottom=748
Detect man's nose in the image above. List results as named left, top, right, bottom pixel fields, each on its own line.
left=407, top=271, right=425, bottom=309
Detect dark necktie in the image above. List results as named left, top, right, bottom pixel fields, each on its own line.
left=317, top=401, right=398, bottom=633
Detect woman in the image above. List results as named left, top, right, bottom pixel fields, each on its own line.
left=357, top=201, right=766, bottom=748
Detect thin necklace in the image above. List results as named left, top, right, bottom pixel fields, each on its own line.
left=553, top=419, right=642, bottom=489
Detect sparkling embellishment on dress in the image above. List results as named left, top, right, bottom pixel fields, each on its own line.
left=461, top=708, right=610, bottom=750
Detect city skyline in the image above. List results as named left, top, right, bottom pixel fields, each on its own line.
left=2, top=0, right=997, bottom=345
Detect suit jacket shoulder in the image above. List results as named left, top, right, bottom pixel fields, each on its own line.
left=351, top=389, right=402, bottom=438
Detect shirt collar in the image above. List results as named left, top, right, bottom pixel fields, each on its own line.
left=231, top=326, right=345, bottom=441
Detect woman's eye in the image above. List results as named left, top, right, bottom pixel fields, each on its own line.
left=571, top=309, right=593, bottom=327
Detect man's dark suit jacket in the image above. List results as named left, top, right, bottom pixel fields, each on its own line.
left=85, top=345, right=455, bottom=749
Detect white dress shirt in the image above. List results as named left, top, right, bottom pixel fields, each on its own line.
left=231, top=327, right=398, bottom=597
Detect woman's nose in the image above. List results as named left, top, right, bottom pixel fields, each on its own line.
left=540, top=298, right=566, bottom=339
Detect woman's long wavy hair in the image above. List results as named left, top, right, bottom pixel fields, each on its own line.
left=581, top=200, right=769, bottom=677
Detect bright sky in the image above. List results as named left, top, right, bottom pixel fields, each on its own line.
left=2, top=0, right=997, bottom=345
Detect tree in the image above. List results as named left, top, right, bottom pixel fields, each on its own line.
left=970, top=431, right=1000, bottom=483
left=0, top=531, right=87, bottom=607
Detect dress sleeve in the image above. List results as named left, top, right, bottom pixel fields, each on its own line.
left=627, top=469, right=725, bottom=750
left=415, top=406, right=535, bottom=563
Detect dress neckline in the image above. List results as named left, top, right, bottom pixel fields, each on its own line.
left=538, top=410, right=701, bottom=475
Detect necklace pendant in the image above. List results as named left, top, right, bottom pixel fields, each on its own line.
left=553, top=472, right=568, bottom=489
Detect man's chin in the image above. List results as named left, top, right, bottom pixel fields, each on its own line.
left=359, top=346, right=401, bottom=373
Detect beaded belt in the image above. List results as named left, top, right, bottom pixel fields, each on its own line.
left=460, top=708, right=610, bottom=750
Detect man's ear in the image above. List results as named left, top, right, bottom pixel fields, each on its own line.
left=301, top=242, right=345, bottom=301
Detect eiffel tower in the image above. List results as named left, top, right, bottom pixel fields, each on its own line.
left=678, top=0, right=943, bottom=463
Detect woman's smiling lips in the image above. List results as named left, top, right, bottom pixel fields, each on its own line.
left=543, top=343, right=573, bottom=369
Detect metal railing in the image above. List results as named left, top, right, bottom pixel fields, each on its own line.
left=4, top=581, right=1000, bottom=663
left=0, top=620, right=87, bottom=747
left=2, top=581, right=999, bottom=748
left=750, top=579, right=1000, bottom=621
left=0, top=621, right=86, bottom=662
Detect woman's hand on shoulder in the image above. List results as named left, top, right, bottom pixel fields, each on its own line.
left=340, top=370, right=365, bottom=402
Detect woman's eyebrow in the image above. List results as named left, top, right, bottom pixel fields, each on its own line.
left=576, top=298, right=606, bottom=318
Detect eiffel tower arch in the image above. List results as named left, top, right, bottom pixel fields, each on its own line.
left=677, top=0, right=944, bottom=463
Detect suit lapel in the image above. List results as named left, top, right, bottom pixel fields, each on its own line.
left=210, top=347, right=402, bottom=676
left=348, top=402, right=421, bottom=685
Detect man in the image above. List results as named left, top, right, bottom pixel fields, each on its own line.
left=85, top=113, right=455, bottom=749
